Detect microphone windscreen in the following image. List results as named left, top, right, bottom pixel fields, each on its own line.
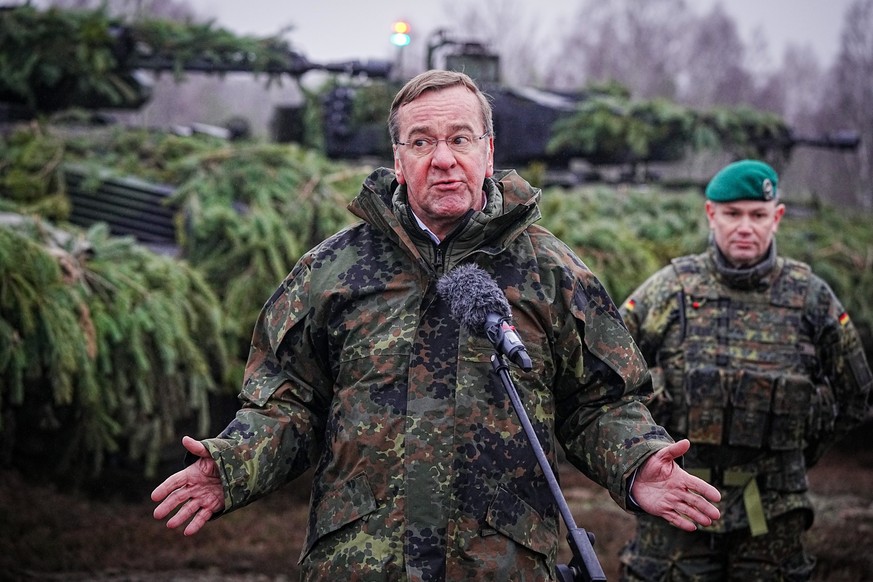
left=436, top=263, right=511, bottom=336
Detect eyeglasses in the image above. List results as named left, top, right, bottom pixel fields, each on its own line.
left=394, top=131, right=490, bottom=157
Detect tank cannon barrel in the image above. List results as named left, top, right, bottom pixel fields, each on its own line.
left=130, top=54, right=392, bottom=79
left=318, top=60, right=393, bottom=78
left=745, top=129, right=861, bottom=160
left=786, top=130, right=861, bottom=151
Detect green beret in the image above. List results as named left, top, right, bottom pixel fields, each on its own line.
left=705, top=160, right=778, bottom=202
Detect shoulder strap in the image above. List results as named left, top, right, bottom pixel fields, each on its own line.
left=770, top=258, right=811, bottom=309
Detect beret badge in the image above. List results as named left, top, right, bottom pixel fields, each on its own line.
left=762, top=178, right=774, bottom=201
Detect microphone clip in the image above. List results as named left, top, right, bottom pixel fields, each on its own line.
left=484, top=313, right=533, bottom=371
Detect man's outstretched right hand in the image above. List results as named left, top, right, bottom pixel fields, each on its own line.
left=151, top=436, right=224, bottom=536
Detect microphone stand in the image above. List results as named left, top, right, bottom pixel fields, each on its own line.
left=490, top=353, right=607, bottom=582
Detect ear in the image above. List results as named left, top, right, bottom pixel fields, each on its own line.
left=704, top=200, right=716, bottom=226
left=485, top=136, right=495, bottom=178
left=393, top=146, right=406, bottom=185
left=772, top=202, right=786, bottom=231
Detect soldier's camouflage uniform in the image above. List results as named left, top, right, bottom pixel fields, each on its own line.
left=198, top=168, right=674, bottom=581
left=618, top=242, right=872, bottom=581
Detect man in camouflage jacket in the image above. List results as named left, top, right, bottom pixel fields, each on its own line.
left=617, top=160, right=872, bottom=581
left=152, top=70, right=721, bottom=582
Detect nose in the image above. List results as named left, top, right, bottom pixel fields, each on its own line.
left=735, top=215, right=754, bottom=232
left=430, top=140, right=457, bottom=168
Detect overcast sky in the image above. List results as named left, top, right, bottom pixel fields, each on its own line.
left=185, top=0, right=854, bottom=69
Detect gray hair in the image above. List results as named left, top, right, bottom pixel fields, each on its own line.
left=388, top=70, right=494, bottom=144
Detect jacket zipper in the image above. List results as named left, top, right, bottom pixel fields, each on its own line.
left=434, top=245, right=445, bottom=274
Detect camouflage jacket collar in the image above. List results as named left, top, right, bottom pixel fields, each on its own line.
left=709, top=237, right=779, bottom=291
left=349, top=168, right=542, bottom=272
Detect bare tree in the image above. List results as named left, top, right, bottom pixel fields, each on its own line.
left=830, top=0, right=873, bottom=209
left=776, top=45, right=825, bottom=127
left=545, top=0, right=691, bottom=98
left=440, top=0, right=545, bottom=87
left=679, top=5, right=753, bottom=107
left=773, top=46, right=850, bottom=204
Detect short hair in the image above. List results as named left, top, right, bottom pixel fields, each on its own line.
left=388, top=70, right=494, bottom=144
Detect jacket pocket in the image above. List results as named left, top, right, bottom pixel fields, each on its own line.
left=298, top=472, right=379, bottom=564
left=485, top=485, right=558, bottom=560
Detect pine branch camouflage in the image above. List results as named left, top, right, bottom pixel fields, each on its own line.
left=0, top=213, right=226, bottom=479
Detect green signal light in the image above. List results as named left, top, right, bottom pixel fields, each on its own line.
left=391, top=33, right=411, bottom=46
left=391, top=21, right=411, bottom=46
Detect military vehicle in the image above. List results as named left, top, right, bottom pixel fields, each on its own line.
left=1, top=5, right=860, bottom=184
left=0, top=4, right=861, bottom=192
left=312, top=27, right=861, bottom=185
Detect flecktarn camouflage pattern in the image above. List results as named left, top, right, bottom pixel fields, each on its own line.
left=199, top=168, right=672, bottom=581
left=618, top=243, right=872, bottom=580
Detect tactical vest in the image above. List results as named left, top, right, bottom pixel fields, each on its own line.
left=671, top=254, right=818, bottom=453
left=660, top=254, right=832, bottom=535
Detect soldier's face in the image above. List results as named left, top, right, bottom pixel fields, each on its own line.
left=705, top=199, right=785, bottom=267
left=393, top=85, right=494, bottom=241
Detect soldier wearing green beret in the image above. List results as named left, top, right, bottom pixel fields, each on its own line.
left=618, top=159, right=872, bottom=580
left=149, top=70, right=725, bottom=581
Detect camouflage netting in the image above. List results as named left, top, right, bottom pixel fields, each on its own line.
left=0, top=214, right=226, bottom=480
left=167, top=141, right=369, bottom=368
left=0, top=5, right=302, bottom=115
left=2, top=123, right=371, bottom=376
left=0, top=123, right=371, bottom=483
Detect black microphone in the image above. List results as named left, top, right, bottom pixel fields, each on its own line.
left=437, top=263, right=533, bottom=371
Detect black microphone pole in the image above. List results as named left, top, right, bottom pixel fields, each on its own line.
left=490, top=353, right=607, bottom=582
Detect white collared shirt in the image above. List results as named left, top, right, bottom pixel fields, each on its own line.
left=411, top=192, right=487, bottom=244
